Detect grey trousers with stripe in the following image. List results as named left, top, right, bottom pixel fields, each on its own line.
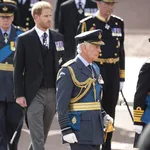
left=27, top=88, right=56, bottom=150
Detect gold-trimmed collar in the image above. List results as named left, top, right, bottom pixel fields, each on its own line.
left=95, top=10, right=110, bottom=22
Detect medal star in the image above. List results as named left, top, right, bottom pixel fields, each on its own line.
left=105, top=24, right=110, bottom=30
left=78, top=8, right=83, bottom=14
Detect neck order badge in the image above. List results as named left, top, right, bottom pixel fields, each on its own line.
left=4, top=32, right=8, bottom=44
left=78, top=0, right=83, bottom=14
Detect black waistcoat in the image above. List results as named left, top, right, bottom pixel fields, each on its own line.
left=40, top=33, right=55, bottom=88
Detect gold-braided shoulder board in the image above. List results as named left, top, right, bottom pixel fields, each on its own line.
left=62, top=59, right=75, bottom=67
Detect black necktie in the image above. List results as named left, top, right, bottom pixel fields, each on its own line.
left=88, top=64, right=92, bottom=71
left=88, top=64, right=96, bottom=101
left=43, top=32, right=48, bottom=48
left=78, top=0, right=83, bottom=14
left=88, top=65, right=95, bottom=78
left=4, top=32, right=8, bottom=44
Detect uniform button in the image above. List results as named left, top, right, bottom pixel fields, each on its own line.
left=115, top=22, right=118, bottom=25
left=99, top=53, right=102, bottom=56
left=114, top=53, right=117, bottom=56
left=26, top=17, right=30, bottom=21
left=26, top=22, right=29, bottom=26
left=26, top=27, right=29, bottom=30
left=116, top=38, right=119, bottom=40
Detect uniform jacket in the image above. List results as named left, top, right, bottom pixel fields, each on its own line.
left=14, top=0, right=41, bottom=30
left=13, top=28, right=64, bottom=105
left=134, top=60, right=150, bottom=125
left=54, top=0, right=67, bottom=29
left=0, top=25, right=24, bottom=102
left=56, top=57, right=105, bottom=145
left=77, top=12, right=125, bottom=81
left=58, top=0, right=97, bottom=61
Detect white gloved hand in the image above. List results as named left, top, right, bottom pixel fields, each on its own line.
left=63, top=133, right=78, bottom=143
left=103, top=114, right=114, bottom=127
left=120, top=81, right=124, bottom=91
left=134, top=125, right=143, bottom=134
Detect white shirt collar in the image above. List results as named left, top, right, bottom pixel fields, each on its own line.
left=34, top=26, right=49, bottom=39
left=75, top=0, right=86, bottom=8
left=77, top=54, right=90, bottom=67
left=18, top=0, right=26, bottom=5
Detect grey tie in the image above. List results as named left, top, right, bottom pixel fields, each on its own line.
left=88, top=65, right=95, bottom=77
left=43, top=32, right=48, bottom=47
left=78, top=0, right=83, bottom=14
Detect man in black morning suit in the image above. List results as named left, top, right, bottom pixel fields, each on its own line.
left=58, top=0, right=98, bottom=61
left=13, top=1, right=65, bottom=150
left=77, top=0, right=125, bottom=149
left=0, top=0, right=24, bottom=150
left=13, top=0, right=41, bottom=30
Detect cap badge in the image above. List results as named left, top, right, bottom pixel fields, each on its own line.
left=3, top=6, right=8, bottom=12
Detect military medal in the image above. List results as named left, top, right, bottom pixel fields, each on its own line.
left=58, top=57, right=63, bottom=65
left=78, top=0, right=83, bottom=14
left=98, top=75, right=104, bottom=84
left=105, top=23, right=110, bottom=30
left=4, top=38, right=8, bottom=44
left=55, top=41, right=64, bottom=51
left=112, top=28, right=122, bottom=37
left=10, top=41, right=15, bottom=51
left=78, top=8, right=83, bottom=14
left=84, top=8, right=98, bottom=16
left=4, top=32, right=8, bottom=44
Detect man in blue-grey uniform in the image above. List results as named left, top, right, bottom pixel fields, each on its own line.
left=0, top=0, right=24, bottom=150
left=56, top=29, right=113, bottom=150
left=77, top=1, right=125, bottom=149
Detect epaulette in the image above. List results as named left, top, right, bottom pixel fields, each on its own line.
left=80, top=15, right=93, bottom=23
left=15, top=26, right=27, bottom=32
left=62, top=59, right=75, bottom=67
left=111, top=14, right=123, bottom=22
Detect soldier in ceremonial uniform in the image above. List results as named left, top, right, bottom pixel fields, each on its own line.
left=77, top=0, right=125, bottom=149
left=13, top=0, right=41, bottom=30
left=56, top=29, right=113, bottom=150
left=133, top=55, right=150, bottom=147
left=0, top=0, right=24, bottom=150
left=58, top=0, right=98, bottom=61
